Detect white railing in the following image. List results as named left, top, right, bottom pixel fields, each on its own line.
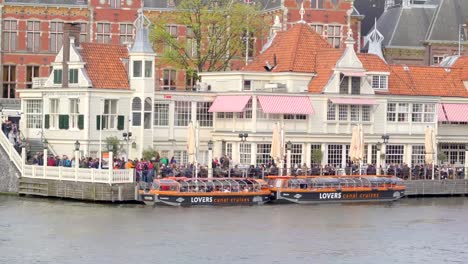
left=22, top=165, right=134, bottom=184
left=0, top=130, right=23, bottom=174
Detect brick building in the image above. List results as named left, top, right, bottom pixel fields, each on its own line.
left=0, top=0, right=361, bottom=99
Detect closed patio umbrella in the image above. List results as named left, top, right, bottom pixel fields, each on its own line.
left=187, top=122, right=196, bottom=164
left=425, top=126, right=435, bottom=165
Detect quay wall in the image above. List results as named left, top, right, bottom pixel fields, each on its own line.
left=0, top=143, right=19, bottom=193
left=18, top=178, right=137, bottom=202
left=405, top=180, right=468, bottom=196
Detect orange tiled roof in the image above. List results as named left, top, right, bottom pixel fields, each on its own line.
left=451, top=56, right=468, bottom=80
left=243, top=23, right=333, bottom=73
left=80, top=43, right=129, bottom=89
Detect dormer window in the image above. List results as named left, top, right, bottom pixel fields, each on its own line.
left=69, top=69, right=78, bottom=84
left=145, top=61, right=153, bottom=78
left=53, top=69, right=62, bottom=84
left=339, top=74, right=361, bottom=95
left=372, top=75, right=388, bottom=89
left=133, top=60, right=142, bottom=77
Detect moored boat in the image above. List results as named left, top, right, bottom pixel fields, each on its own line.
left=267, top=175, right=405, bottom=204
left=139, top=177, right=271, bottom=206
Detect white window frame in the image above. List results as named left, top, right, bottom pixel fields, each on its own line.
left=174, top=101, right=191, bottom=127
left=2, top=20, right=18, bottom=51
left=69, top=98, right=80, bottom=129
left=256, top=143, right=271, bottom=165
left=371, top=75, right=388, bottom=89
left=103, top=99, right=118, bottom=130
left=411, top=145, right=425, bottom=165
left=50, top=21, right=63, bottom=53
left=386, top=145, right=405, bottom=164
left=96, top=22, right=111, bottom=43
left=196, top=102, right=213, bottom=127
left=26, top=100, right=42, bottom=129
left=119, top=23, right=133, bottom=44
left=49, top=98, right=60, bottom=129
left=327, top=25, right=341, bottom=48
left=154, top=103, right=169, bottom=127
left=27, top=21, right=41, bottom=52
left=239, top=143, right=251, bottom=165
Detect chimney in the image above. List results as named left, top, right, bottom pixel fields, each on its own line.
left=62, top=23, right=81, bottom=88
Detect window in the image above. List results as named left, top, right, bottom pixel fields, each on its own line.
left=256, top=144, right=271, bottom=165
left=185, top=71, right=198, bottom=90
left=327, top=25, right=341, bottom=48
left=327, top=144, right=343, bottom=168
left=327, top=102, right=336, bottom=121
left=310, top=144, right=321, bottom=165
left=225, top=143, right=233, bottom=159
left=338, top=105, right=347, bottom=121
left=387, top=103, right=409, bottom=122
left=110, top=0, right=121, bottom=8
left=196, top=102, right=213, bottom=127
left=440, top=144, right=465, bottom=165
left=144, top=97, right=152, bottom=129
left=186, top=38, right=197, bottom=57
left=311, top=0, right=324, bottom=9
left=372, top=75, right=388, bottom=89
left=174, top=150, right=189, bottom=165
left=411, top=145, right=425, bottom=165
left=26, top=66, right=40, bottom=89
left=119, top=23, right=133, bottom=44
left=237, top=99, right=252, bottom=119
left=133, top=61, right=142, bottom=77
left=79, top=23, right=88, bottom=43
left=27, top=21, right=41, bottom=52
left=53, top=69, right=62, bottom=84
left=154, top=103, right=169, bottom=126
left=163, top=69, right=176, bottom=90
left=217, top=112, right=233, bottom=119
left=362, top=105, right=371, bottom=122
left=291, top=144, right=303, bottom=168
left=3, top=65, right=16, bottom=98
left=351, top=77, right=360, bottom=95
left=69, top=99, right=80, bottom=129
left=103, top=99, right=118, bottom=129
left=350, top=105, right=359, bottom=122
left=165, top=25, right=178, bottom=37
left=96, top=23, right=111, bottom=43
left=50, top=21, right=63, bottom=53
left=423, top=104, right=435, bottom=123
left=432, top=55, right=445, bottom=65
left=340, top=75, right=361, bottom=95
left=145, top=61, right=153, bottom=78
left=284, top=114, right=307, bottom=120
left=174, top=101, right=191, bottom=126
left=310, top=24, right=324, bottom=35
left=49, top=99, right=60, bottom=129
left=328, top=103, right=371, bottom=122
left=240, top=143, right=251, bottom=165
left=26, top=100, right=42, bottom=129
left=386, top=145, right=404, bottom=164
left=69, top=69, right=78, bottom=84
left=339, top=75, right=349, bottom=94
left=2, top=20, right=17, bottom=51
left=243, top=80, right=251, bottom=91
left=132, top=97, right=141, bottom=126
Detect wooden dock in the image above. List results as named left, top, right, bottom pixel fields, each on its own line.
left=405, top=180, right=468, bottom=196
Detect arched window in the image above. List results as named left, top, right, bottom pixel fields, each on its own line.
left=144, top=97, right=152, bottom=129
left=132, top=97, right=141, bottom=126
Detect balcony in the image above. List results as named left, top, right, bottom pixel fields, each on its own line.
left=32, top=77, right=48, bottom=89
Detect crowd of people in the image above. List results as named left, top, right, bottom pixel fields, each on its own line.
left=1, top=120, right=23, bottom=153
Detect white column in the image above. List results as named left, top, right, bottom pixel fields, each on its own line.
left=287, top=149, right=291, bottom=175
left=208, top=148, right=213, bottom=178
left=108, top=151, right=114, bottom=184
left=367, top=144, right=372, bottom=165
left=43, top=148, right=48, bottom=178
left=305, top=143, right=311, bottom=168
left=406, top=144, right=412, bottom=168
left=250, top=142, right=256, bottom=166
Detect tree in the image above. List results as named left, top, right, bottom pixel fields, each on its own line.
left=151, top=0, right=264, bottom=76
left=437, top=151, right=448, bottom=165
left=142, top=147, right=160, bottom=161
left=311, top=149, right=323, bottom=165
left=105, top=136, right=121, bottom=154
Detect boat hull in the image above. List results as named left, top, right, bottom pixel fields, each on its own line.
left=140, top=192, right=271, bottom=206
left=272, top=189, right=405, bottom=204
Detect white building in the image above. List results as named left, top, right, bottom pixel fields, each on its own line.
left=18, top=11, right=468, bottom=170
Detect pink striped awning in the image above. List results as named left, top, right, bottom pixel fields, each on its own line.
left=330, top=98, right=378, bottom=105
left=208, top=95, right=251, bottom=112
left=258, top=96, right=314, bottom=114
left=341, top=71, right=367, bottom=77
left=440, top=103, right=468, bottom=122
left=438, top=104, right=447, bottom=122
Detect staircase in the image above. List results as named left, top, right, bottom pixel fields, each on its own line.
left=0, top=131, right=22, bottom=193
left=27, top=138, right=45, bottom=156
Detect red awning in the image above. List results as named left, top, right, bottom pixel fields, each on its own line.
left=330, top=98, right=378, bottom=105
left=438, top=104, right=447, bottom=122
left=208, top=95, right=251, bottom=112
left=441, top=103, right=468, bottom=122
left=341, top=71, right=367, bottom=77
left=258, top=96, right=314, bottom=114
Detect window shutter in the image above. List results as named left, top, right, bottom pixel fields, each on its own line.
left=96, top=115, right=101, bottom=130
left=117, top=115, right=125, bottom=130
left=78, top=115, right=84, bottom=130
left=44, top=114, right=50, bottom=129
left=58, top=115, right=64, bottom=129
left=62, top=115, right=69, bottom=129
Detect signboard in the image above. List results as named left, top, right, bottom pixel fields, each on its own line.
left=102, top=152, right=110, bottom=169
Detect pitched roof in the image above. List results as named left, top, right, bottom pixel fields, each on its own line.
left=4, top=0, right=87, bottom=5
left=243, top=23, right=333, bottom=73
left=425, top=0, right=468, bottom=42
left=450, top=56, right=468, bottom=81
left=80, top=43, right=129, bottom=90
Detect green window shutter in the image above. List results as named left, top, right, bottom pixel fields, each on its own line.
left=44, top=114, right=50, bottom=129
left=53, top=69, right=62, bottom=84
left=78, top=115, right=84, bottom=130
left=96, top=115, right=101, bottom=130
left=63, top=115, right=69, bottom=129
left=117, top=115, right=125, bottom=130
left=58, top=115, right=64, bottom=129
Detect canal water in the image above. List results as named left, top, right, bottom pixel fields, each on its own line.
left=1, top=196, right=467, bottom=264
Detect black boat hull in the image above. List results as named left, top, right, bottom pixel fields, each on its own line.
left=272, top=189, right=405, bottom=204
left=140, top=193, right=271, bottom=206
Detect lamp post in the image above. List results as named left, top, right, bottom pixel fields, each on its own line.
left=122, top=132, right=132, bottom=161
left=286, top=140, right=292, bottom=175
left=43, top=138, right=48, bottom=175
left=208, top=140, right=214, bottom=178
left=376, top=142, right=382, bottom=176
left=381, top=135, right=390, bottom=174
left=74, top=140, right=80, bottom=179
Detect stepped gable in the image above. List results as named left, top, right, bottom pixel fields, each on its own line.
left=80, top=43, right=130, bottom=89
left=243, top=23, right=333, bottom=73
left=384, top=65, right=467, bottom=97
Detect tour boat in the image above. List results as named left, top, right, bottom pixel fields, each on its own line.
left=139, top=177, right=271, bottom=206
left=267, top=175, right=405, bottom=204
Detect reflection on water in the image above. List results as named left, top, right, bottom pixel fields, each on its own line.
left=1, top=196, right=468, bottom=264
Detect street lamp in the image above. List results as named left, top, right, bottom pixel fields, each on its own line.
left=123, top=131, right=132, bottom=161
left=381, top=135, right=390, bottom=174
left=376, top=141, right=382, bottom=175
left=286, top=141, right=292, bottom=175
left=381, top=135, right=389, bottom=144
left=43, top=138, right=48, bottom=149
left=208, top=140, right=214, bottom=178
left=74, top=140, right=80, bottom=151
left=74, top=140, right=80, bottom=171
left=459, top=24, right=467, bottom=56
left=238, top=133, right=248, bottom=142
